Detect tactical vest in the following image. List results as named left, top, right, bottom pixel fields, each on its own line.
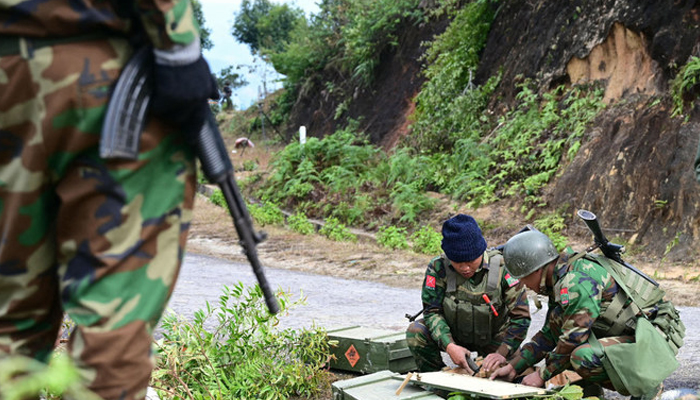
left=576, top=253, right=685, bottom=355
left=441, top=250, right=506, bottom=346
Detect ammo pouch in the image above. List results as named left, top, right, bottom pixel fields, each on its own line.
left=443, top=298, right=495, bottom=345
left=589, top=317, right=679, bottom=396
left=650, top=300, right=686, bottom=355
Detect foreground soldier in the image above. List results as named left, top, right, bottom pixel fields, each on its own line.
left=0, top=1, right=216, bottom=399
left=406, top=214, right=531, bottom=373
left=491, top=231, right=684, bottom=399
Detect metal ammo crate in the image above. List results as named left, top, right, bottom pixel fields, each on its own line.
left=327, top=326, right=417, bottom=374
left=332, top=370, right=442, bottom=400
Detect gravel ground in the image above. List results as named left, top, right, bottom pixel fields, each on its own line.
left=162, top=253, right=700, bottom=395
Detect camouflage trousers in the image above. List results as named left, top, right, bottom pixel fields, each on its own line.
left=0, top=37, right=196, bottom=399
left=570, top=335, right=634, bottom=389
left=406, top=318, right=504, bottom=372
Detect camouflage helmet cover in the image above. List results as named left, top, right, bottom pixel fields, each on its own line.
left=503, top=230, right=559, bottom=279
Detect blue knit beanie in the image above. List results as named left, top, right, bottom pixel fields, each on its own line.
left=441, top=214, right=487, bottom=262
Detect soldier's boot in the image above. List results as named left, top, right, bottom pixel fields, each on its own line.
left=631, top=384, right=664, bottom=400
left=580, top=382, right=604, bottom=398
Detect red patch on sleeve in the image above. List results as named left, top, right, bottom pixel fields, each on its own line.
left=560, top=287, right=569, bottom=305
left=426, top=275, right=436, bottom=289
left=505, top=273, right=520, bottom=287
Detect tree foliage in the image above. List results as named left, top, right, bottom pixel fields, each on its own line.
left=212, top=65, right=247, bottom=89
left=232, top=0, right=305, bottom=55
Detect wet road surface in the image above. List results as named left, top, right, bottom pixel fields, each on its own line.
left=166, top=253, right=699, bottom=391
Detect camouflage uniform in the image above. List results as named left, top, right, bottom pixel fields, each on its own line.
left=407, top=251, right=531, bottom=371
left=0, top=2, right=200, bottom=399
left=507, top=253, right=642, bottom=387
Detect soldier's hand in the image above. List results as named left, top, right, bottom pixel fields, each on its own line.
left=482, top=352, right=507, bottom=372
left=489, top=363, right=516, bottom=382
left=150, top=41, right=219, bottom=135
left=521, top=371, right=545, bottom=388
left=446, top=343, right=472, bottom=373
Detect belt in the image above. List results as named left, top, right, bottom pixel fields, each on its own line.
left=0, top=32, right=112, bottom=57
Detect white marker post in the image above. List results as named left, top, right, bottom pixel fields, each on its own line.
left=299, top=125, right=307, bottom=146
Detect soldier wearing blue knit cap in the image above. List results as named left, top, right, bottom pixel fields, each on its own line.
left=406, top=214, right=531, bottom=376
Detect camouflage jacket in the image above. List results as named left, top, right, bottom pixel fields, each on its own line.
left=508, top=252, right=625, bottom=381
left=422, top=251, right=531, bottom=357
left=0, top=0, right=199, bottom=50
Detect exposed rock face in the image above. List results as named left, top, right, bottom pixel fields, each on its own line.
left=566, top=22, right=662, bottom=103
left=476, top=0, right=700, bottom=258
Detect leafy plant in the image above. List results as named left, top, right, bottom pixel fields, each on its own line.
left=409, top=0, right=499, bottom=152
left=664, top=231, right=682, bottom=257
left=0, top=354, right=102, bottom=400
left=319, top=217, right=357, bottom=242
left=151, top=283, right=333, bottom=399
left=249, top=201, right=285, bottom=226
left=533, top=211, right=569, bottom=251
left=257, top=127, right=436, bottom=228
left=410, top=225, right=443, bottom=255
left=376, top=226, right=409, bottom=250
left=671, top=56, right=700, bottom=119
left=242, top=160, right=259, bottom=171
left=288, top=212, right=315, bottom=235
left=210, top=188, right=226, bottom=208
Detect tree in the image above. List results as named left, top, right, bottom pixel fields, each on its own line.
left=232, top=0, right=305, bottom=55
left=192, top=0, right=213, bottom=51
left=212, top=66, right=248, bottom=89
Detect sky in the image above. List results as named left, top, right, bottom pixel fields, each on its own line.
left=200, top=0, right=321, bottom=109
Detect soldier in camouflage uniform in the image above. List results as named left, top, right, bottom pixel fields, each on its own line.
left=490, top=230, right=681, bottom=398
left=406, top=215, right=531, bottom=373
left=0, top=1, right=216, bottom=399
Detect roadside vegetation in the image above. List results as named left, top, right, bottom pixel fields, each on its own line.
left=221, top=0, right=604, bottom=252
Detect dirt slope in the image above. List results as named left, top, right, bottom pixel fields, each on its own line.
left=284, top=0, right=700, bottom=261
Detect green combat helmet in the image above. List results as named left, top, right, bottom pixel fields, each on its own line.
left=503, top=231, right=559, bottom=279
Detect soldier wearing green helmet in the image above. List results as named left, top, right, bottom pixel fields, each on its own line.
left=490, top=230, right=684, bottom=400
left=406, top=214, right=531, bottom=374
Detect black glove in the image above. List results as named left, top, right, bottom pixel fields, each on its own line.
left=150, top=43, right=219, bottom=136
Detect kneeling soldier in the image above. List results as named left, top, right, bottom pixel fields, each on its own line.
left=491, top=230, right=684, bottom=400
left=406, top=214, right=531, bottom=374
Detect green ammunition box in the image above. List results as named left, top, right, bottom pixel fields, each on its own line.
left=332, top=370, right=443, bottom=400
left=328, top=326, right=417, bottom=374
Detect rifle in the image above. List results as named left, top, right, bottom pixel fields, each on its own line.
left=100, top=47, right=279, bottom=313
left=577, top=209, right=659, bottom=287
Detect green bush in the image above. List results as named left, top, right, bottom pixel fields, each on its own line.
left=319, top=217, right=357, bottom=242
left=410, top=225, right=442, bottom=255
left=376, top=226, right=409, bottom=250
left=152, top=283, right=332, bottom=399
left=242, top=160, right=259, bottom=171
left=256, top=128, right=437, bottom=228
left=210, top=188, right=226, bottom=207
left=288, top=212, right=315, bottom=235
left=533, top=211, right=569, bottom=251
left=249, top=202, right=285, bottom=226
left=671, top=55, right=700, bottom=119
left=410, top=0, right=498, bottom=152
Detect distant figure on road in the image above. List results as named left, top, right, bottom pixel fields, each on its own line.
left=406, top=214, right=531, bottom=374
left=221, top=81, right=233, bottom=110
